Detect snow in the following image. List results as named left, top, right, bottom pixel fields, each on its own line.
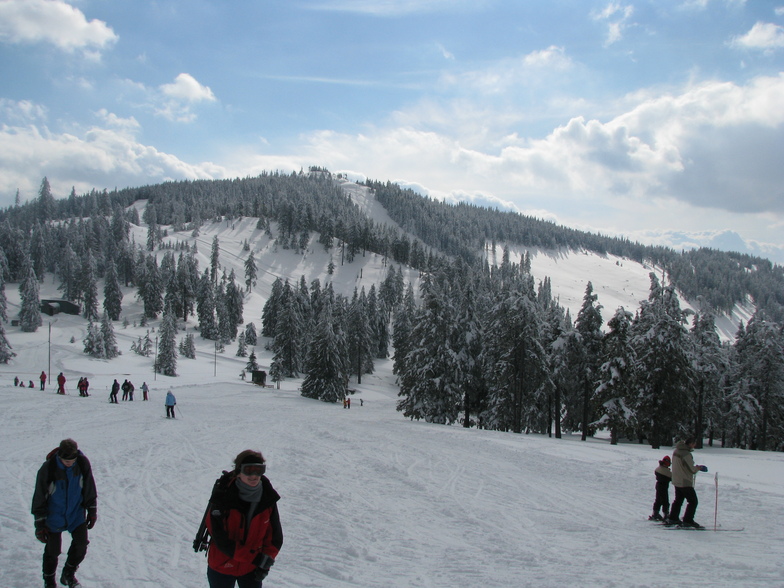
left=1, top=185, right=782, bottom=587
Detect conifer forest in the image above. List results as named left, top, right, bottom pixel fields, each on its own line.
left=1, top=171, right=783, bottom=451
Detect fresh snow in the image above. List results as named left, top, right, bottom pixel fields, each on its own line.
left=1, top=186, right=781, bottom=587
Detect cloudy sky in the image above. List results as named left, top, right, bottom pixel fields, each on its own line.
left=1, top=1, right=783, bottom=262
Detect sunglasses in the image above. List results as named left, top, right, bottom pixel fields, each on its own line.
left=240, top=463, right=266, bottom=477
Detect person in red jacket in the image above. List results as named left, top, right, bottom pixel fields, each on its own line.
left=56, top=373, right=66, bottom=395
left=205, top=450, right=283, bottom=588
left=40, top=371, right=47, bottom=390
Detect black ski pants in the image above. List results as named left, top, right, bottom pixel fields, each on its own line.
left=43, top=523, right=89, bottom=577
left=669, top=486, right=698, bottom=522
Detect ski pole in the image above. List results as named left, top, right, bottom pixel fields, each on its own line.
left=714, top=472, right=719, bottom=532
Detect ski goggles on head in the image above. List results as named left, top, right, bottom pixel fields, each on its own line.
left=240, top=463, right=266, bottom=477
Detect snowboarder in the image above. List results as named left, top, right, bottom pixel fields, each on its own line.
left=109, top=379, right=120, bottom=404
left=31, top=438, right=97, bottom=588
left=57, top=373, right=66, bottom=395
left=667, top=438, right=708, bottom=528
left=649, top=455, right=672, bottom=521
left=40, top=371, right=47, bottom=390
left=165, top=389, right=177, bottom=418
left=203, top=449, right=283, bottom=588
left=141, top=381, right=149, bottom=401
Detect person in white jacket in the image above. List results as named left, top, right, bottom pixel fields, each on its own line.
left=666, top=438, right=708, bottom=528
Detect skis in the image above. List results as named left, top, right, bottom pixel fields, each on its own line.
left=662, top=525, right=744, bottom=532
left=647, top=518, right=744, bottom=532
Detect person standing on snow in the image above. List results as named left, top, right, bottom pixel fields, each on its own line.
left=667, top=438, right=708, bottom=528
left=204, top=450, right=283, bottom=588
left=31, top=438, right=97, bottom=588
left=40, top=371, right=47, bottom=390
left=165, top=389, right=177, bottom=418
left=649, top=455, right=672, bottom=521
left=56, top=373, right=66, bottom=395
left=109, top=379, right=120, bottom=403
left=141, top=381, right=149, bottom=401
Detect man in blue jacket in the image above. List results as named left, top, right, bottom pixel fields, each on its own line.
left=32, top=439, right=98, bottom=588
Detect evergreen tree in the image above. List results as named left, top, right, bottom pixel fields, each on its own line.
left=690, top=310, right=728, bottom=448
left=19, top=259, right=42, bottom=332
left=155, top=305, right=178, bottom=376
left=38, top=177, right=55, bottom=221
left=196, top=269, right=218, bottom=339
left=261, top=278, right=284, bottom=337
left=631, top=274, right=694, bottom=449
left=103, top=262, right=123, bottom=321
left=347, top=288, right=374, bottom=383
left=244, top=322, right=258, bottom=346
left=83, top=320, right=103, bottom=358
left=179, top=333, right=196, bottom=359
left=244, top=251, right=257, bottom=292
left=246, top=349, right=260, bottom=372
left=731, top=312, right=784, bottom=451
left=236, top=332, right=247, bottom=357
left=0, top=269, right=7, bottom=323
left=81, top=252, right=99, bottom=321
left=210, top=235, right=220, bottom=285
left=301, top=301, right=346, bottom=403
left=574, top=281, right=604, bottom=441
left=100, top=310, right=120, bottom=359
left=0, top=320, right=14, bottom=363
left=594, top=307, right=637, bottom=444
left=140, top=255, right=164, bottom=319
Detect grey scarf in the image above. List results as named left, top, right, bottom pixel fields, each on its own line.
left=236, top=477, right=263, bottom=525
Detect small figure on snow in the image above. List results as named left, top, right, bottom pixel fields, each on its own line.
left=202, top=449, right=283, bottom=588
left=165, top=389, right=177, bottom=418
left=649, top=455, right=671, bottom=521
left=31, top=438, right=98, bottom=588
left=666, top=438, right=708, bottom=528
left=109, top=379, right=120, bottom=404
left=56, top=373, right=66, bottom=395
left=14, top=375, right=19, bottom=386
left=141, top=381, right=149, bottom=401
left=40, top=370, right=47, bottom=390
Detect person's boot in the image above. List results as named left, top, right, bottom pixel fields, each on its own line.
left=43, top=573, right=56, bottom=588
left=59, top=564, right=81, bottom=587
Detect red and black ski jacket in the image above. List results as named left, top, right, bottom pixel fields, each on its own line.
left=206, top=471, right=283, bottom=577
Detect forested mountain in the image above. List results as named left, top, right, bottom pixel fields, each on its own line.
left=1, top=171, right=782, bottom=451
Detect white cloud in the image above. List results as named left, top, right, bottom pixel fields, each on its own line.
left=0, top=0, right=117, bottom=55
left=160, top=73, right=217, bottom=103
left=0, top=101, right=220, bottom=202
left=592, top=3, right=634, bottom=46
left=731, top=22, right=784, bottom=51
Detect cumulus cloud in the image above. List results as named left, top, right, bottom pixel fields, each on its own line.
left=0, top=100, right=220, bottom=202
left=731, top=22, right=784, bottom=51
left=0, top=0, right=117, bottom=56
left=153, top=74, right=217, bottom=122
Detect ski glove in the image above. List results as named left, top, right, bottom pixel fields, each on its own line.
left=698, top=465, right=708, bottom=472
left=34, top=518, right=48, bottom=543
left=87, top=507, right=98, bottom=529
left=253, top=554, right=274, bottom=581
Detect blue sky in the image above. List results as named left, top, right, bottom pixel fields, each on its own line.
left=1, top=1, right=784, bottom=262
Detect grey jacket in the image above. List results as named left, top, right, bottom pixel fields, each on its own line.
left=671, top=441, right=699, bottom=487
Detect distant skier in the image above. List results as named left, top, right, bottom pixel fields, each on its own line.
left=14, top=376, right=19, bottom=386
left=77, top=377, right=89, bottom=397
left=109, top=379, right=120, bottom=404
left=31, top=438, right=97, bottom=588
left=121, top=379, right=130, bottom=401
left=649, top=455, right=671, bottom=521
left=667, top=438, right=708, bottom=528
left=165, top=389, right=177, bottom=418
left=127, top=380, right=135, bottom=401
left=141, top=381, right=149, bottom=401
left=57, top=373, right=66, bottom=395
left=40, top=371, right=47, bottom=390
